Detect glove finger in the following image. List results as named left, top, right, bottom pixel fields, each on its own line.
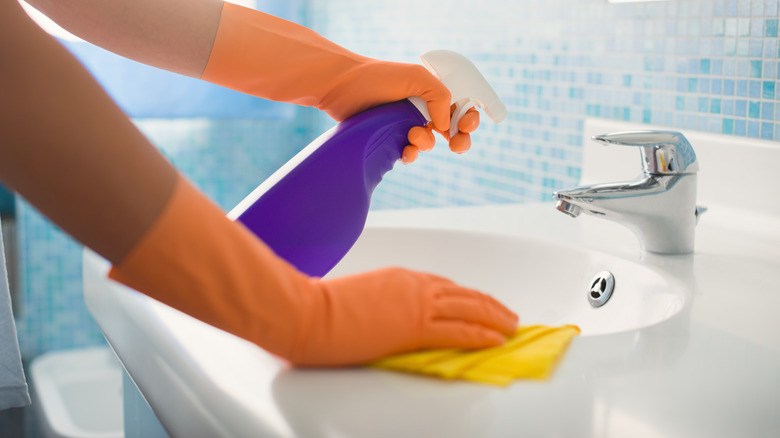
left=430, top=125, right=450, bottom=142
left=400, top=145, right=419, bottom=164
left=437, top=286, right=513, bottom=310
left=420, top=320, right=506, bottom=350
left=409, top=65, right=451, bottom=133
left=407, top=125, right=435, bottom=152
left=449, top=132, right=471, bottom=154
left=433, top=289, right=518, bottom=335
left=458, top=108, right=480, bottom=133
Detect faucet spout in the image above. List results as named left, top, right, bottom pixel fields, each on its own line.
left=555, top=200, right=582, bottom=218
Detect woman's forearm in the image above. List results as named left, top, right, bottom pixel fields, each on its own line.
left=23, top=0, right=224, bottom=77
left=0, top=0, right=179, bottom=264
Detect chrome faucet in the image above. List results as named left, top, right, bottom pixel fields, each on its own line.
left=553, top=131, right=703, bottom=254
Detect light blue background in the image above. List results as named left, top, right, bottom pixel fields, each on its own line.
left=14, top=0, right=780, bottom=368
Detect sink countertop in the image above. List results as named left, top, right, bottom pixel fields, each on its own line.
left=361, top=201, right=780, bottom=438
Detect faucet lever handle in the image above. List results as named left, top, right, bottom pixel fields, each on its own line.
left=592, top=131, right=699, bottom=175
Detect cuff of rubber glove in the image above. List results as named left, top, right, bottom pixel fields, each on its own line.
left=108, top=176, right=249, bottom=335
left=200, top=2, right=345, bottom=107
left=108, top=175, right=318, bottom=361
left=108, top=176, right=207, bottom=308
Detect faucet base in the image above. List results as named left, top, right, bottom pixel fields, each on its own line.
left=554, top=174, right=698, bottom=255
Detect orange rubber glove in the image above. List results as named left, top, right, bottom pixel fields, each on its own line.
left=109, top=175, right=518, bottom=367
left=201, top=2, right=479, bottom=164
left=403, top=107, right=480, bottom=163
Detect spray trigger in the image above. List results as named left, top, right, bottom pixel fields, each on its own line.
left=449, top=99, right=477, bottom=138
left=419, top=50, right=507, bottom=137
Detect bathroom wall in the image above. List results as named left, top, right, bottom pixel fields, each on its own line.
left=14, top=0, right=780, bottom=360
left=309, top=0, right=780, bottom=208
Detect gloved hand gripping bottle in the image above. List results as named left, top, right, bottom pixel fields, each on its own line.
left=228, top=50, right=508, bottom=277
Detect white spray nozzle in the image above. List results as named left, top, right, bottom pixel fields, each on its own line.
left=417, top=49, right=507, bottom=138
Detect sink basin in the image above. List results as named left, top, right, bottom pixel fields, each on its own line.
left=330, top=228, right=685, bottom=336
left=83, top=225, right=687, bottom=437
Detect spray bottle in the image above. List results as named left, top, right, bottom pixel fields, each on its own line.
left=227, top=50, right=507, bottom=277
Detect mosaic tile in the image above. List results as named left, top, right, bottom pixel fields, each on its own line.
left=16, top=0, right=780, bottom=361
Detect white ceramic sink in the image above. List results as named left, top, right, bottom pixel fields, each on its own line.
left=82, top=222, right=690, bottom=438
left=330, top=228, right=685, bottom=336
left=81, top=119, right=780, bottom=437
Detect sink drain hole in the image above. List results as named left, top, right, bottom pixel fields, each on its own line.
left=588, top=271, right=614, bottom=308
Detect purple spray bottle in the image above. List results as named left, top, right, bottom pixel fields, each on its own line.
left=228, top=50, right=508, bottom=277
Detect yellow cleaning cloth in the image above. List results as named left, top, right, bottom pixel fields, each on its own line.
left=370, top=325, right=580, bottom=386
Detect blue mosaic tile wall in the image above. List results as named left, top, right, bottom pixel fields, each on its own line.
left=14, top=0, right=780, bottom=361
left=309, top=0, right=780, bottom=208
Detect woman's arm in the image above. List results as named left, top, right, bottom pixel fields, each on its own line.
left=0, top=0, right=178, bottom=264
left=0, top=0, right=518, bottom=364
left=22, top=0, right=223, bottom=77
left=20, top=0, right=478, bottom=160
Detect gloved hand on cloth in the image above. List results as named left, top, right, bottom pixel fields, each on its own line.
left=110, top=175, right=518, bottom=366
